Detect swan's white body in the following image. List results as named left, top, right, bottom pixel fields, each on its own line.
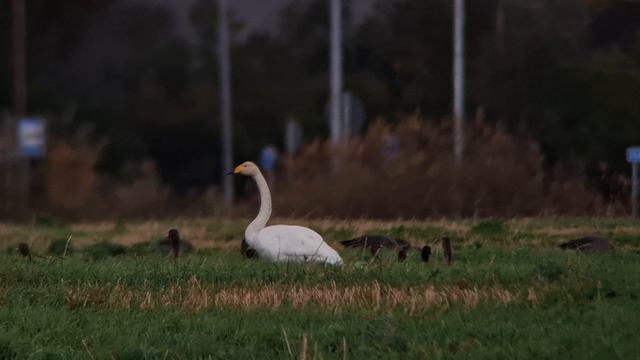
left=249, top=225, right=343, bottom=264
left=236, top=162, right=343, bottom=265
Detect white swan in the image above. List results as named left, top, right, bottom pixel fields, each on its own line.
left=230, top=161, right=343, bottom=265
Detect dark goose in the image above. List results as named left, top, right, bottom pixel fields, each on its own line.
left=159, top=229, right=195, bottom=257
left=421, top=245, right=432, bottom=262
left=341, top=235, right=429, bottom=262
left=559, top=236, right=614, bottom=253
left=442, top=237, right=452, bottom=265
left=241, top=238, right=258, bottom=259
left=17, top=242, right=31, bottom=261
left=341, top=235, right=410, bottom=252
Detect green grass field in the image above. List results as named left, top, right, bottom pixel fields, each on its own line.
left=0, top=218, right=639, bottom=359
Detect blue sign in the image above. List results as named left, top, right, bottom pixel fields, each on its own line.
left=260, top=145, right=278, bottom=171
left=627, top=147, right=640, bottom=163
left=18, top=118, right=46, bottom=158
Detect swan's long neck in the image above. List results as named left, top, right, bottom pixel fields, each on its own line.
left=245, top=170, right=272, bottom=240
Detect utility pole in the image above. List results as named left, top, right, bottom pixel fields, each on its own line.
left=217, top=0, right=234, bottom=206
left=626, top=147, right=640, bottom=219
left=10, top=0, right=28, bottom=218
left=12, top=0, right=27, bottom=117
left=329, top=0, right=343, bottom=144
left=495, top=0, right=505, bottom=54
left=453, top=0, right=466, bottom=164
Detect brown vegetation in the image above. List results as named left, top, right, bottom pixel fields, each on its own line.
left=30, top=118, right=629, bottom=220
left=66, top=277, right=540, bottom=314
left=45, top=140, right=172, bottom=219
left=46, top=140, right=99, bottom=212
left=274, top=117, right=626, bottom=218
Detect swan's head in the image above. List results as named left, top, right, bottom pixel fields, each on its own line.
left=230, top=161, right=260, bottom=176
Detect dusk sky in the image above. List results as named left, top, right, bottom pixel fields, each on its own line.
left=145, top=0, right=376, bottom=42
left=229, top=0, right=376, bottom=33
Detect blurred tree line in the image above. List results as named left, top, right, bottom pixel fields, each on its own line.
left=0, top=0, right=639, bottom=194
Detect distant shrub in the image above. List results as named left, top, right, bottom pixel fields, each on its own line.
left=113, top=219, right=127, bottom=234
left=535, top=262, right=565, bottom=282
left=471, top=220, right=506, bottom=236
left=42, top=138, right=175, bottom=220
left=0, top=338, right=17, bottom=359
left=386, top=225, right=407, bottom=238
left=34, top=214, right=67, bottom=229
left=100, top=161, right=171, bottom=218
left=45, top=140, right=101, bottom=215
left=47, top=238, right=74, bottom=256
left=271, top=117, right=618, bottom=218
left=127, top=241, right=165, bottom=256
left=381, top=225, right=444, bottom=240
left=83, top=241, right=127, bottom=260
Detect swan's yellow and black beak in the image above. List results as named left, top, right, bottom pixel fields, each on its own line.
left=226, top=165, right=244, bottom=175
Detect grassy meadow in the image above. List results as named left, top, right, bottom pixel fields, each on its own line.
left=0, top=217, right=639, bottom=359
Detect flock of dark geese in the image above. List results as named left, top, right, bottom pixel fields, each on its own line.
left=142, top=229, right=616, bottom=264
left=12, top=227, right=615, bottom=264
left=241, top=234, right=450, bottom=264
left=11, top=160, right=615, bottom=264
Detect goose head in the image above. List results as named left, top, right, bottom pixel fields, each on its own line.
left=228, top=161, right=260, bottom=176
left=421, top=245, right=431, bottom=262
left=397, top=248, right=408, bottom=262
left=17, top=243, right=30, bottom=258
left=167, top=229, right=180, bottom=257
left=167, top=229, right=180, bottom=241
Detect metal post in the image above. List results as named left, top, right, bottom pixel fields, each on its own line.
left=495, top=0, right=504, bottom=54
left=218, top=0, right=234, bottom=206
left=342, top=91, right=351, bottom=138
left=12, top=0, right=27, bottom=117
left=626, top=147, right=640, bottom=219
left=453, top=0, right=466, bottom=163
left=329, top=0, right=343, bottom=144
left=633, top=163, right=639, bottom=219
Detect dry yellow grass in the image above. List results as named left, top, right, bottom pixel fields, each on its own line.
left=66, top=276, right=541, bottom=314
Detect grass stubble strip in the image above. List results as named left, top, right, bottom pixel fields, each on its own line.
left=66, top=276, right=541, bottom=314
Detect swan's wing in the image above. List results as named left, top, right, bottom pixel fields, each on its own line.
left=259, top=225, right=326, bottom=255
left=257, top=225, right=342, bottom=264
